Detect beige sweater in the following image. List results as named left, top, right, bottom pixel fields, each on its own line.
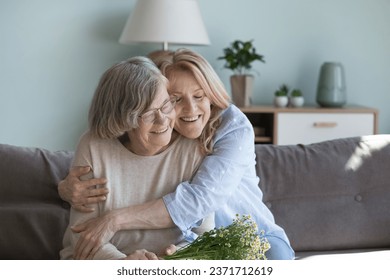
left=60, top=131, right=214, bottom=259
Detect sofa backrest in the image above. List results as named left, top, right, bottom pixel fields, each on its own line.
left=255, top=135, right=390, bottom=252
left=2, top=135, right=390, bottom=258
left=0, top=144, right=73, bottom=259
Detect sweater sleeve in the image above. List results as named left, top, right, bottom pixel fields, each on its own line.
left=64, top=131, right=126, bottom=260
left=163, top=105, right=257, bottom=240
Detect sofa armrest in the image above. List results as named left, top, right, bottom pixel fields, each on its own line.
left=0, top=144, right=73, bottom=259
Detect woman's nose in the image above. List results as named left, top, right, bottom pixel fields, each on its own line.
left=154, top=110, right=166, bottom=124
left=181, top=98, right=196, bottom=112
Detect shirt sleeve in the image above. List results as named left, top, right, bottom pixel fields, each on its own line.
left=64, top=131, right=126, bottom=260
left=163, top=105, right=257, bottom=239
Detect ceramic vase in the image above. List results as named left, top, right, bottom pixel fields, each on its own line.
left=316, top=62, right=347, bottom=107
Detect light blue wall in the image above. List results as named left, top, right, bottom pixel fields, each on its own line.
left=1, top=0, right=389, bottom=151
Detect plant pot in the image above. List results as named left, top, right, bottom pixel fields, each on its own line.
left=290, top=96, right=304, bottom=107
left=274, top=96, right=288, bottom=108
left=230, top=75, right=254, bottom=107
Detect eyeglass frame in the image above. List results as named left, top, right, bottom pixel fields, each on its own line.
left=138, top=97, right=177, bottom=124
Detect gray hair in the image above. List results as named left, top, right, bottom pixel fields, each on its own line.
left=88, top=56, right=167, bottom=138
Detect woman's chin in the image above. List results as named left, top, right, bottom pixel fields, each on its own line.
left=150, top=128, right=172, bottom=142
left=176, top=118, right=205, bottom=137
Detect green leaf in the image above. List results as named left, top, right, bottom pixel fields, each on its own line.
left=218, top=40, right=265, bottom=74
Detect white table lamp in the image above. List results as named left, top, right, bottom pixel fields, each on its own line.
left=119, top=0, right=210, bottom=50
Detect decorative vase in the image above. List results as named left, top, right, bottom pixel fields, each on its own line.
left=316, top=62, right=347, bottom=107
left=274, top=96, right=288, bottom=108
left=290, top=96, right=305, bottom=108
left=230, top=75, right=254, bottom=107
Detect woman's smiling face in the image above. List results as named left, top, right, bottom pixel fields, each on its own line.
left=168, top=70, right=211, bottom=139
left=127, top=84, right=176, bottom=155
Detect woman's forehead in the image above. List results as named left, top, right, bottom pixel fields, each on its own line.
left=150, top=86, right=169, bottom=105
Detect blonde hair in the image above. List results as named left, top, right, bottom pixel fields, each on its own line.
left=149, top=48, right=230, bottom=154
left=88, top=56, right=167, bottom=138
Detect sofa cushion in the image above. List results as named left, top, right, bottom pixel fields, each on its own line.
left=255, top=135, right=390, bottom=252
left=0, top=144, right=73, bottom=259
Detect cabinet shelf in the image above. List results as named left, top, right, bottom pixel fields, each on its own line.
left=239, top=104, right=378, bottom=145
left=254, top=136, right=272, bottom=143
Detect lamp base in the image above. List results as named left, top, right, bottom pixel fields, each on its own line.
left=163, top=42, right=168, bottom=51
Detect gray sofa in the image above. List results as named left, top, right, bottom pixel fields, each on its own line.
left=1, top=135, right=390, bottom=259
left=255, top=134, right=390, bottom=259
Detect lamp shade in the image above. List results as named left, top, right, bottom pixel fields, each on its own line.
left=119, top=0, right=210, bottom=50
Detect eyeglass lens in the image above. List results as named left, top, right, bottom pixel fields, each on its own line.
left=141, top=98, right=176, bottom=123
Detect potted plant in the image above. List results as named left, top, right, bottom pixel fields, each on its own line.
left=274, top=84, right=289, bottom=108
left=218, top=40, right=265, bottom=107
left=290, top=89, right=304, bottom=107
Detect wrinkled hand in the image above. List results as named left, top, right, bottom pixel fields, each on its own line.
left=58, top=166, right=108, bottom=212
left=125, top=249, right=159, bottom=260
left=72, top=213, right=117, bottom=260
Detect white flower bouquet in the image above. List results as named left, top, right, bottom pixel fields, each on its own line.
left=164, top=214, right=270, bottom=260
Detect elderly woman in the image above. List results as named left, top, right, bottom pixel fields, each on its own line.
left=59, top=49, right=294, bottom=260
left=60, top=56, right=213, bottom=260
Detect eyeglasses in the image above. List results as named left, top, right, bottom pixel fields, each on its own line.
left=139, top=97, right=177, bottom=124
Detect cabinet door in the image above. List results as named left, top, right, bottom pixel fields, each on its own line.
left=277, top=113, right=375, bottom=145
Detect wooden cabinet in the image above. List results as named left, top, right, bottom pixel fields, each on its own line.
left=239, top=105, right=378, bottom=145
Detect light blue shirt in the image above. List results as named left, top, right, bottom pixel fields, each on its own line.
left=163, top=105, right=294, bottom=259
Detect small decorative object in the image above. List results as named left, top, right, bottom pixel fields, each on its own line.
left=218, top=40, right=265, bottom=107
left=274, top=84, right=289, bottom=108
left=316, top=62, right=347, bottom=107
left=290, top=89, right=304, bottom=107
left=164, top=214, right=270, bottom=260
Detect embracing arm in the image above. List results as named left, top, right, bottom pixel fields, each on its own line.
left=164, top=106, right=255, bottom=233
left=112, top=198, right=174, bottom=229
